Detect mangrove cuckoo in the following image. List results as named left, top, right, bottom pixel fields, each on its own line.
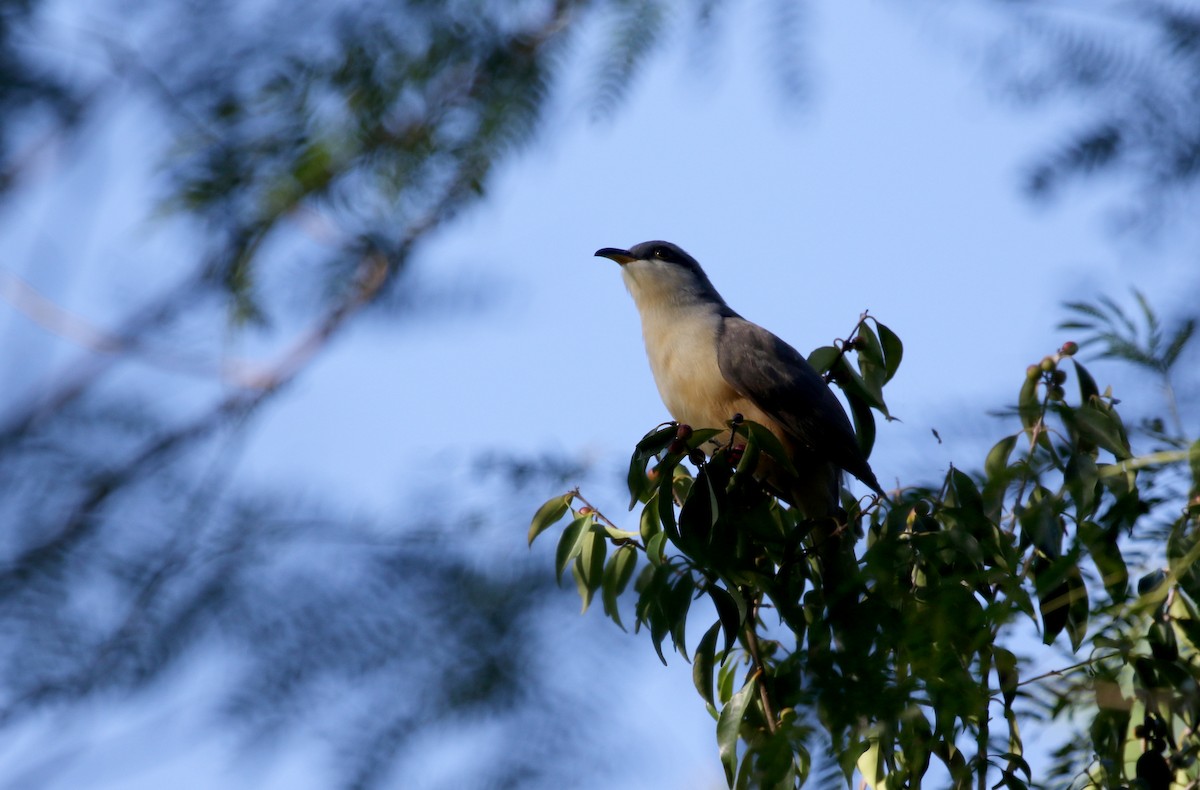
left=595, top=240, right=884, bottom=518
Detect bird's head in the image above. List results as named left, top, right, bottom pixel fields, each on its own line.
left=594, top=240, right=724, bottom=309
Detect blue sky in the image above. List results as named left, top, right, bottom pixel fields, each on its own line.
left=2, top=1, right=1197, bottom=787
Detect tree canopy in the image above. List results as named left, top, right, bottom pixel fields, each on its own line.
left=2, top=0, right=1200, bottom=787
left=534, top=298, right=1199, bottom=787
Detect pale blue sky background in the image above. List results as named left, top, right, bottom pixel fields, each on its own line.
left=2, top=1, right=1197, bottom=787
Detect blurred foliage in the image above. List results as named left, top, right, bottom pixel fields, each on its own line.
left=2, top=0, right=1200, bottom=787
left=0, top=0, right=730, bottom=786
left=0, top=391, right=601, bottom=787
left=970, top=0, right=1200, bottom=232
left=535, top=297, right=1200, bottom=787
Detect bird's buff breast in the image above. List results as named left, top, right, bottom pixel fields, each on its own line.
left=639, top=307, right=770, bottom=435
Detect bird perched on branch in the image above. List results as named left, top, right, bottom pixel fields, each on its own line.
left=594, top=240, right=884, bottom=519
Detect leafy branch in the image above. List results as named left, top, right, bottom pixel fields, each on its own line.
left=533, top=295, right=1200, bottom=788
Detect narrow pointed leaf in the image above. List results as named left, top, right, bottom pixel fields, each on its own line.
left=985, top=436, right=1018, bottom=483
left=744, top=420, right=797, bottom=476
left=718, top=674, right=758, bottom=785
left=602, top=544, right=638, bottom=629
left=554, top=515, right=590, bottom=584
left=529, top=493, right=572, bottom=545
left=994, top=647, right=1019, bottom=710
left=575, top=528, right=606, bottom=613
left=709, top=584, right=745, bottom=656
left=1072, top=359, right=1099, bottom=402
left=876, top=320, right=904, bottom=383
left=807, top=345, right=841, bottom=374
left=693, top=621, right=722, bottom=707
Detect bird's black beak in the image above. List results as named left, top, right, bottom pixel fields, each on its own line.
left=595, top=247, right=636, bottom=265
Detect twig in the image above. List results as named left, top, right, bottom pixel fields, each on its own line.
left=570, top=489, right=644, bottom=550
left=743, top=594, right=778, bottom=736
left=976, top=648, right=992, bottom=790
left=821, top=311, right=871, bottom=385
left=1011, top=651, right=1124, bottom=692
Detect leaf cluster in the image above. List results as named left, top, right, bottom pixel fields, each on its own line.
left=535, top=300, right=1200, bottom=788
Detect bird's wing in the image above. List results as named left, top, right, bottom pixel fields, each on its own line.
left=716, top=315, right=882, bottom=494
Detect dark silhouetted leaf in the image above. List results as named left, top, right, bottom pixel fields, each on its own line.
left=693, top=620, right=721, bottom=707
left=876, top=321, right=903, bottom=383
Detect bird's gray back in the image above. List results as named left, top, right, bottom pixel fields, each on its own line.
left=716, top=316, right=881, bottom=494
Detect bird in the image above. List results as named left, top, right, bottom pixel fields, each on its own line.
left=594, top=240, right=884, bottom=520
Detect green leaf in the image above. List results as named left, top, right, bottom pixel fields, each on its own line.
left=679, top=467, right=718, bottom=545
left=1148, top=619, right=1178, bottom=662
left=856, top=734, right=885, bottom=790
left=1064, top=453, right=1099, bottom=520
left=573, top=528, right=606, bottom=612
left=666, top=574, right=695, bottom=657
left=634, top=564, right=672, bottom=665
left=716, top=654, right=738, bottom=705
left=686, top=427, right=725, bottom=451
left=847, top=391, right=877, bottom=460
left=1171, top=593, right=1200, bottom=652
left=744, top=729, right=802, bottom=789
left=1190, top=438, right=1200, bottom=495
left=1070, top=406, right=1132, bottom=460
left=807, top=345, right=841, bottom=374
left=599, top=525, right=639, bottom=541
left=994, top=647, right=1019, bottom=710
left=571, top=561, right=590, bottom=614
left=1035, top=562, right=1070, bottom=645
left=639, top=497, right=662, bottom=544
left=876, top=320, right=904, bottom=383
left=645, top=531, right=667, bottom=566
left=947, top=467, right=985, bottom=517
left=601, top=544, right=636, bottom=627
left=1168, top=519, right=1200, bottom=606
left=985, top=435, right=1018, bottom=483
left=692, top=621, right=722, bottom=707
left=655, top=461, right=682, bottom=542
left=1018, top=490, right=1062, bottom=558
left=554, top=515, right=589, bottom=584
left=1018, top=372, right=1041, bottom=438
left=830, top=354, right=889, bottom=417
left=634, top=423, right=679, bottom=458
left=1065, top=564, right=1089, bottom=651
left=528, top=493, right=572, bottom=545
left=983, top=435, right=1019, bottom=521
left=708, top=584, right=745, bottom=657
left=1072, top=359, right=1100, bottom=402
left=743, top=420, right=797, bottom=476
left=729, top=433, right=762, bottom=491
left=627, top=455, right=650, bottom=510
left=718, top=674, right=758, bottom=785
left=628, top=424, right=678, bottom=508
left=1079, top=520, right=1128, bottom=602
left=855, top=323, right=888, bottom=399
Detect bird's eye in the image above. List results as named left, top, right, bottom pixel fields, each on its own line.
left=652, top=246, right=669, bottom=260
